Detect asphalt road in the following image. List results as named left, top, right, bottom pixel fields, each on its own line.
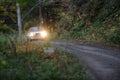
left=51, top=42, right=120, bottom=80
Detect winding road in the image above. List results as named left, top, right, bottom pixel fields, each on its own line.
left=51, top=42, right=120, bottom=80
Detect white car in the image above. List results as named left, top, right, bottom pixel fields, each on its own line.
left=26, top=27, right=47, bottom=41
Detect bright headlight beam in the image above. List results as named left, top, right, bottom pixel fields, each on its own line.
left=40, top=31, right=47, bottom=38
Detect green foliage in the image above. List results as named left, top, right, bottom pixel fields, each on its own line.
left=73, top=20, right=84, bottom=30
left=0, top=25, right=16, bottom=33
left=60, top=19, right=120, bottom=47
left=1, top=0, right=119, bottom=46
left=16, top=0, right=36, bottom=9
left=0, top=0, right=17, bottom=26
left=57, top=0, right=120, bottom=46
left=0, top=51, right=88, bottom=80
left=0, top=34, right=88, bottom=80
left=0, top=33, right=9, bottom=53
left=42, top=0, right=54, bottom=5
left=109, top=29, right=120, bottom=44
left=43, top=41, right=51, bottom=49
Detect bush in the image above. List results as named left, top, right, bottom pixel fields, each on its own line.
left=109, top=29, right=120, bottom=44
left=66, top=22, right=106, bottom=42
left=0, top=50, right=88, bottom=80
left=0, top=33, right=10, bottom=53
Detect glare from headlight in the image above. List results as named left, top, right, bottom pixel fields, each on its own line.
left=40, top=31, right=47, bottom=38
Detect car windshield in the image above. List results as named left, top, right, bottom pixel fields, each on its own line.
left=29, top=27, right=39, bottom=32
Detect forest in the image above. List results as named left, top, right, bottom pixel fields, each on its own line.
left=0, top=0, right=120, bottom=46
left=0, top=0, right=120, bottom=80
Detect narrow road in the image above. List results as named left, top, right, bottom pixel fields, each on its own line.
left=52, top=42, right=120, bottom=80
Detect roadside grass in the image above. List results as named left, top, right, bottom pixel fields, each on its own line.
left=0, top=33, right=88, bottom=80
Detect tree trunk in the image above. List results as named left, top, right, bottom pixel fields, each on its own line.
left=16, top=3, right=22, bottom=34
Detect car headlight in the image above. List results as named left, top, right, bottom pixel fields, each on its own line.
left=40, top=30, right=47, bottom=38
left=28, top=32, right=34, bottom=37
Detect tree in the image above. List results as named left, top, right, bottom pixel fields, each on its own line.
left=16, top=3, right=22, bottom=34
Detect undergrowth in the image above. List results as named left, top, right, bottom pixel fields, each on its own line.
left=0, top=33, right=88, bottom=80
left=60, top=20, right=120, bottom=47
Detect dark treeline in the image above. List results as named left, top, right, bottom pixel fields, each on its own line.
left=0, top=0, right=120, bottom=45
